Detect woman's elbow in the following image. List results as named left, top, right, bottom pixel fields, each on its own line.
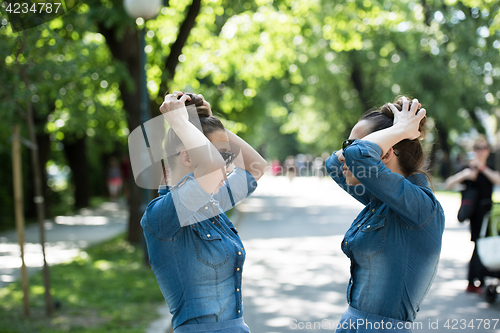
left=249, top=159, right=267, bottom=181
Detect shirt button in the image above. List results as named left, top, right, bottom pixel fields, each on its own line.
left=358, top=224, right=360, bottom=227
left=236, top=268, right=240, bottom=271
left=205, top=206, right=208, bottom=210
left=238, top=310, right=241, bottom=314
left=344, top=241, right=347, bottom=245
left=207, top=234, right=211, bottom=238
left=238, top=251, right=242, bottom=255
left=212, top=221, right=215, bottom=224
left=236, top=288, right=240, bottom=292
left=213, top=202, right=216, bottom=205
left=372, top=209, right=375, bottom=212
left=366, top=225, right=370, bottom=229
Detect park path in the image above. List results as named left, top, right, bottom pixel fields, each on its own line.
left=0, top=201, right=127, bottom=289
left=2, top=177, right=500, bottom=333
left=237, top=176, right=500, bottom=333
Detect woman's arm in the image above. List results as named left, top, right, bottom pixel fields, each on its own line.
left=361, top=97, right=426, bottom=155
left=342, top=97, right=437, bottom=227
left=184, top=91, right=267, bottom=180
left=481, top=166, right=500, bottom=185
left=444, top=168, right=476, bottom=189
left=325, top=150, right=372, bottom=205
left=226, top=129, right=267, bottom=181
left=469, top=159, right=500, bottom=185
left=160, top=94, right=225, bottom=194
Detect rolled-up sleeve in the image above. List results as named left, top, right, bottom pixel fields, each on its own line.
left=214, top=167, right=258, bottom=212
left=325, top=150, right=372, bottom=205
left=343, top=140, right=439, bottom=228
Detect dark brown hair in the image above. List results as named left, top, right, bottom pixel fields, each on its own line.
left=165, top=93, right=225, bottom=170
left=360, top=96, right=428, bottom=178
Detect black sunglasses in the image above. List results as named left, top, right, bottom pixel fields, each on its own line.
left=173, top=150, right=236, bottom=167
left=342, top=139, right=399, bottom=156
left=342, top=139, right=356, bottom=151
left=220, top=151, right=236, bottom=167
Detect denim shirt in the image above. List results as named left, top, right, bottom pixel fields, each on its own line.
left=325, top=140, right=445, bottom=322
left=140, top=167, right=257, bottom=329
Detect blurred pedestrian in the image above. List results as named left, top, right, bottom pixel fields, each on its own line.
left=313, top=157, right=325, bottom=177
left=326, top=97, right=444, bottom=332
left=445, top=135, right=500, bottom=293
left=284, top=155, right=296, bottom=181
left=107, top=157, right=122, bottom=202
left=120, top=155, right=131, bottom=202
left=296, top=154, right=306, bottom=176
left=140, top=92, right=267, bottom=333
left=270, top=159, right=282, bottom=176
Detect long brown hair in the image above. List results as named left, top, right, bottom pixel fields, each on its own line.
left=360, top=97, right=429, bottom=179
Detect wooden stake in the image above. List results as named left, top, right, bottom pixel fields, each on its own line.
left=12, top=124, right=30, bottom=317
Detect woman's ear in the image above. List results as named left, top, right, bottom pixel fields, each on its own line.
left=381, top=148, right=395, bottom=164
left=180, top=150, right=192, bottom=167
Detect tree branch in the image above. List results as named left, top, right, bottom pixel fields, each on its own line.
left=158, top=0, right=201, bottom=98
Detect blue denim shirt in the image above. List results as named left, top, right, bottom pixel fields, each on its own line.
left=325, top=140, right=445, bottom=322
left=141, top=167, right=257, bottom=329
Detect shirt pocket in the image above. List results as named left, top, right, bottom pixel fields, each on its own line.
left=353, top=216, right=386, bottom=258
left=192, top=226, right=229, bottom=267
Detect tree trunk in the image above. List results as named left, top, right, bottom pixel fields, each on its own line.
left=98, top=24, right=144, bottom=244
left=63, top=135, right=90, bottom=209
left=349, top=51, right=371, bottom=113
left=98, top=1, right=203, bottom=244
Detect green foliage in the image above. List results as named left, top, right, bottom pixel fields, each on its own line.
left=2, top=0, right=500, bottom=228
left=0, top=7, right=130, bottom=226
left=0, top=235, right=164, bottom=333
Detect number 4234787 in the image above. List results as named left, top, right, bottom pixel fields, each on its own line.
left=443, top=319, right=499, bottom=330
left=6, top=2, right=62, bottom=14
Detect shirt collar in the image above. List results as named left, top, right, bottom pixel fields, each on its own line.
left=158, top=172, right=195, bottom=195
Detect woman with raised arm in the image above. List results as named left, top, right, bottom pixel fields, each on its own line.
left=140, top=92, right=267, bottom=333
left=325, top=97, right=445, bottom=332
left=445, top=135, right=500, bottom=293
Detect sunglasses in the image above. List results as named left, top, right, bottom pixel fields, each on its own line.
left=174, top=150, right=236, bottom=167
left=342, top=139, right=356, bottom=151
left=342, top=139, right=399, bottom=156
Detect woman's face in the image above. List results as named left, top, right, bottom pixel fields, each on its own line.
left=206, top=130, right=231, bottom=194
left=338, top=120, right=373, bottom=186
left=473, top=140, right=490, bottom=162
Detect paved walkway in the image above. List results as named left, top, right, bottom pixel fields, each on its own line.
left=2, top=177, right=500, bottom=333
left=238, top=176, right=500, bottom=333
left=0, top=202, right=127, bottom=289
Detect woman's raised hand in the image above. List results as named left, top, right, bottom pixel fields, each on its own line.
left=160, top=92, right=191, bottom=123
left=388, top=96, right=426, bottom=140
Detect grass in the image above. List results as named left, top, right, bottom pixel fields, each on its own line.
left=0, top=235, right=166, bottom=333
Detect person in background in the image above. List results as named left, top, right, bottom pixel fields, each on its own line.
left=120, top=155, right=131, bottom=202
left=445, top=135, right=500, bottom=293
left=326, top=97, right=445, bottom=332
left=270, top=159, right=282, bottom=176
left=284, top=155, right=296, bottom=181
left=107, top=157, right=123, bottom=202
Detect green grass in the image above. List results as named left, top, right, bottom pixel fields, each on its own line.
left=0, top=235, right=166, bottom=333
